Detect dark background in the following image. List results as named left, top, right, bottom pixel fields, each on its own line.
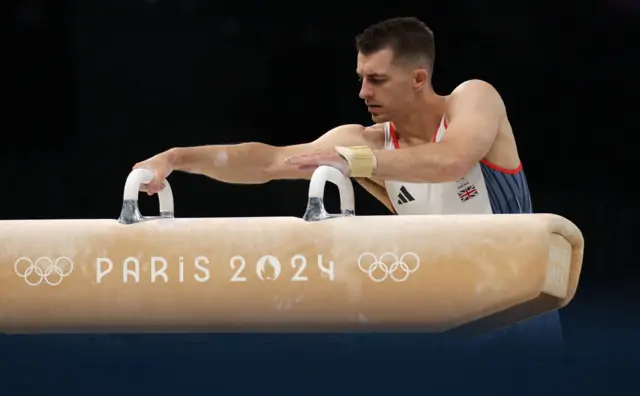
left=3, top=0, right=638, bottom=394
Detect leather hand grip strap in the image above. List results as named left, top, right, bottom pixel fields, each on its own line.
left=334, top=146, right=377, bottom=178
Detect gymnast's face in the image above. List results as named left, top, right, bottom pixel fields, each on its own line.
left=357, top=48, right=422, bottom=123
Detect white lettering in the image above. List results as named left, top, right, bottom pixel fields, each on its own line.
left=150, top=256, right=168, bottom=283
left=179, top=256, right=185, bottom=283
left=256, top=255, right=281, bottom=281
left=96, top=258, right=113, bottom=283
left=194, top=256, right=210, bottom=282
left=230, top=256, right=247, bottom=282
left=290, top=255, right=308, bottom=282
left=88, top=254, right=336, bottom=284
left=123, top=257, right=140, bottom=283
left=318, top=254, right=335, bottom=281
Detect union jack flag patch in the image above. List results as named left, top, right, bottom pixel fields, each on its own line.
left=458, top=186, right=478, bottom=202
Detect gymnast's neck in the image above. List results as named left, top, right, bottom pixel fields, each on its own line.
left=391, top=91, right=447, bottom=142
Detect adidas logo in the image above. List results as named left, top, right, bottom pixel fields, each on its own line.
left=397, top=186, right=415, bottom=205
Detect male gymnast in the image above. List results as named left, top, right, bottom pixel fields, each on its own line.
left=133, top=17, right=563, bottom=350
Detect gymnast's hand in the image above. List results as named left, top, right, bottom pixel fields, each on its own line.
left=132, top=153, right=173, bottom=195
left=284, top=149, right=350, bottom=175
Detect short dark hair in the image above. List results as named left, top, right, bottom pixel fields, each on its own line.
left=355, top=17, right=435, bottom=69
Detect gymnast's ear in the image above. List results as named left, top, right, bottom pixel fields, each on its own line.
left=413, top=68, right=429, bottom=90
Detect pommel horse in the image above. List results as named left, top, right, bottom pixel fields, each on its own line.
left=0, top=166, right=584, bottom=335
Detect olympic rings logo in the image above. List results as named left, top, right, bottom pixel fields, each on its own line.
left=357, top=252, right=420, bottom=282
left=14, top=257, right=74, bottom=286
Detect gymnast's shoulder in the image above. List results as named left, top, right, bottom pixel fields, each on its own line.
left=448, top=79, right=506, bottom=108
left=314, top=123, right=385, bottom=148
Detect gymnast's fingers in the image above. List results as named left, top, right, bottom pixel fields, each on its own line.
left=132, top=155, right=172, bottom=195
left=131, top=165, right=162, bottom=195
left=144, top=180, right=166, bottom=196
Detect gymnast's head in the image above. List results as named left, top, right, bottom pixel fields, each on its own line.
left=355, top=17, right=435, bottom=122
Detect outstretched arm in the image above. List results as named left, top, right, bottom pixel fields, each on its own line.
left=285, top=80, right=505, bottom=183
left=134, top=124, right=368, bottom=193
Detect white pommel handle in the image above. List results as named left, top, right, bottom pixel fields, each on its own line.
left=118, top=169, right=175, bottom=224
left=306, top=166, right=355, bottom=219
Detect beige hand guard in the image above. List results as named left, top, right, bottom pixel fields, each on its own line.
left=334, top=146, right=377, bottom=178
